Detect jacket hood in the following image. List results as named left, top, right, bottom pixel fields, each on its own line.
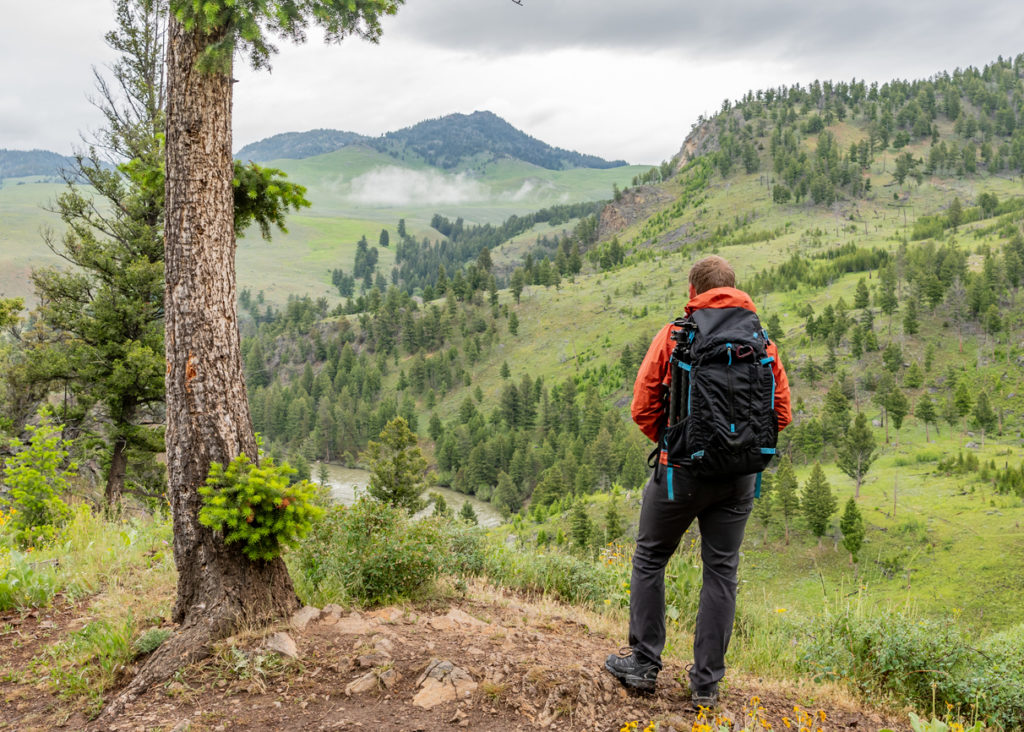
left=684, top=286, right=757, bottom=315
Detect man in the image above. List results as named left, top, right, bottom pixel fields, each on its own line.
left=604, top=255, right=791, bottom=708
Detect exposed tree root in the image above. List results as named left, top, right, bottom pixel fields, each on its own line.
left=97, top=620, right=216, bottom=724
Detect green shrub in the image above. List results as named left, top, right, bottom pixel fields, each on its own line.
left=480, top=541, right=618, bottom=606
left=294, top=497, right=446, bottom=605
left=799, top=610, right=1024, bottom=728
left=198, top=455, right=322, bottom=560
left=801, top=611, right=970, bottom=705
left=442, top=520, right=487, bottom=578
left=951, top=623, right=1024, bottom=730
left=0, top=550, right=59, bottom=611
left=1, top=417, right=74, bottom=547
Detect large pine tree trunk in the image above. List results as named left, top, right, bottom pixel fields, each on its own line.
left=162, top=17, right=296, bottom=632
left=102, top=16, right=297, bottom=720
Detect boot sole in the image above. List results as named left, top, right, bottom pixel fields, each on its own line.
left=604, top=661, right=656, bottom=692
left=691, top=694, right=719, bottom=709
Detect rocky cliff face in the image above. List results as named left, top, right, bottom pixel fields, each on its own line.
left=598, top=185, right=674, bottom=239
left=673, top=111, right=745, bottom=171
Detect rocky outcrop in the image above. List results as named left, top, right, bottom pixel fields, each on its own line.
left=674, top=110, right=746, bottom=171
left=598, top=185, right=674, bottom=239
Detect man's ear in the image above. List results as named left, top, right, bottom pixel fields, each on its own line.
left=689, top=283, right=697, bottom=299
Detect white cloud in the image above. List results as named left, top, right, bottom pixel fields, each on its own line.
left=346, top=167, right=490, bottom=206
left=5, top=0, right=1024, bottom=164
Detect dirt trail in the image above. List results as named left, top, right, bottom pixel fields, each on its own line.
left=1, top=590, right=900, bottom=731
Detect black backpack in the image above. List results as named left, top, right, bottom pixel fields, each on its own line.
left=659, top=306, right=778, bottom=480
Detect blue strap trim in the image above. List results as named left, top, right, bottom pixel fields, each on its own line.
left=760, top=356, right=775, bottom=365
left=771, top=369, right=776, bottom=410
left=755, top=472, right=762, bottom=499
left=667, top=466, right=674, bottom=500
left=760, top=447, right=777, bottom=454
left=681, top=362, right=692, bottom=372
left=688, top=331, right=695, bottom=342
left=726, top=343, right=733, bottom=366
left=690, top=449, right=705, bottom=460
left=730, top=423, right=736, bottom=433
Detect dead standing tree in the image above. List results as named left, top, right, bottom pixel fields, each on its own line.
left=101, top=0, right=404, bottom=720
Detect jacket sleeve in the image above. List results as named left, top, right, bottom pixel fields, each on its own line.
left=767, top=342, right=792, bottom=431
left=631, top=322, right=675, bottom=442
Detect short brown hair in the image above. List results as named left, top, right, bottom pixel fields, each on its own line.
left=689, top=255, right=735, bottom=294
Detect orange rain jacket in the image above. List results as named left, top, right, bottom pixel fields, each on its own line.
left=631, top=287, right=792, bottom=443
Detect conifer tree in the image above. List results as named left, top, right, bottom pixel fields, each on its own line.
left=839, top=497, right=865, bottom=565
left=570, top=502, right=593, bottom=550
left=429, top=492, right=453, bottom=518
left=972, top=392, right=998, bottom=446
left=850, top=326, right=864, bottom=359
left=916, top=394, right=938, bottom=441
left=532, top=466, right=566, bottom=507
left=362, top=417, right=428, bottom=514
left=459, top=501, right=479, bottom=525
left=822, top=380, right=851, bottom=446
left=878, top=266, right=899, bottom=335
left=954, top=379, right=974, bottom=435
left=854, top=278, right=870, bottom=310
left=802, top=463, right=838, bottom=545
left=882, top=341, right=903, bottom=373
left=904, top=361, right=924, bottom=389
left=493, top=471, right=520, bottom=517
left=947, top=196, right=963, bottom=229
left=902, top=297, right=919, bottom=335
left=605, top=499, right=625, bottom=543
left=774, top=457, right=800, bottom=545
left=837, top=412, right=877, bottom=498
left=427, top=412, right=443, bottom=441
left=887, top=387, right=910, bottom=445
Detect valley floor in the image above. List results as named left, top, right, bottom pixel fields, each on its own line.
left=2, top=584, right=901, bottom=732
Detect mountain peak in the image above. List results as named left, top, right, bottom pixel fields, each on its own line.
left=372, top=111, right=627, bottom=171
left=233, top=112, right=627, bottom=171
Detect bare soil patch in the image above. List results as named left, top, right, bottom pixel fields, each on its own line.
left=1, top=593, right=900, bottom=731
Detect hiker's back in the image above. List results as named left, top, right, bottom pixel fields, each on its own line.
left=661, top=301, right=778, bottom=478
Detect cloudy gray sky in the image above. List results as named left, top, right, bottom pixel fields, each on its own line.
left=3, top=1, right=1023, bottom=164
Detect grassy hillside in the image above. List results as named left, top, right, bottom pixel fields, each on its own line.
left=238, top=58, right=1024, bottom=649
left=0, top=180, right=67, bottom=301
left=1, top=147, right=648, bottom=306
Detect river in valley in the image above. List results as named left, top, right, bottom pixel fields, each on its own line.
left=316, top=463, right=504, bottom=528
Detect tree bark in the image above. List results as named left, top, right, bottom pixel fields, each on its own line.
left=101, top=16, right=297, bottom=721
left=105, top=433, right=128, bottom=505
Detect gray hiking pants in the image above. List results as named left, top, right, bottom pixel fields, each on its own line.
left=628, top=466, right=756, bottom=689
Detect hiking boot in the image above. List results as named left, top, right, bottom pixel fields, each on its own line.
left=690, top=683, right=719, bottom=709
left=604, top=648, right=658, bottom=693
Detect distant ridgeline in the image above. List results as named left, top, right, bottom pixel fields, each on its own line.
left=235, top=111, right=627, bottom=170
left=0, top=149, right=76, bottom=181
left=233, top=129, right=367, bottom=161
left=685, top=54, right=1024, bottom=206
